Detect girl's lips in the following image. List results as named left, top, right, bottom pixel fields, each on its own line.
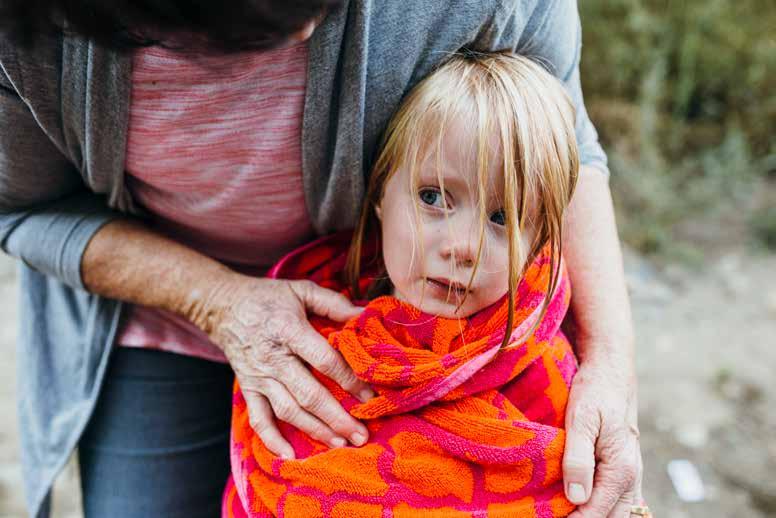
left=426, top=278, right=469, bottom=297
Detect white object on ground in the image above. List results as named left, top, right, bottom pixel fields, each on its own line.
left=674, top=423, right=709, bottom=449
left=667, top=459, right=706, bottom=502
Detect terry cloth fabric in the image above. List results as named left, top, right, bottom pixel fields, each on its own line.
left=223, top=232, right=578, bottom=517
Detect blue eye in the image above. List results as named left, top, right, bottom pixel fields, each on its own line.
left=419, top=189, right=444, bottom=208
left=490, top=209, right=506, bottom=226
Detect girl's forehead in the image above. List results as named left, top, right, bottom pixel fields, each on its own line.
left=413, top=120, right=506, bottom=194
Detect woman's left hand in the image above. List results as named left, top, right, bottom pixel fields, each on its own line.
left=561, top=339, right=644, bottom=517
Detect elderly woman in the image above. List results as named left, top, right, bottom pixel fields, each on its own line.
left=0, top=1, right=642, bottom=517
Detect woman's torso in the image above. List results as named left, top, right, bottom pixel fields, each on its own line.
left=118, top=42, right=315, bottom=360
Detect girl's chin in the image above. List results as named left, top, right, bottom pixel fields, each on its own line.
left=392, top=289, right=478, bottom=319
left=425, top=304, right=476, bottom=319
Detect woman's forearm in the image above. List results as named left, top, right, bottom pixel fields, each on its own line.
left=562, top=166, right=635, bottom=367
left=81, top=218, right=233, bottom=334
left=560, top=166, right=643, bottom=514
left=81, top=216, right=373, bottom=453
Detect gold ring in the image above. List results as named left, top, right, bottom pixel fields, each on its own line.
left=630, top=505, right=651, bottom=516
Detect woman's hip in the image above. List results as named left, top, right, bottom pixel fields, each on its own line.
left=78, top=347, right=234, bottom=518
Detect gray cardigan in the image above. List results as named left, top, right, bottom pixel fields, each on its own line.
left=0, top=1, right=607, bottom=516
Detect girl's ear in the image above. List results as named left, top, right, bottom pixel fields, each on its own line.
left=374, top=204, right=383, bottom=221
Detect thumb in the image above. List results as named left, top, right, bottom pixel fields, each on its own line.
left=290, top=280, right=364, bottom=322
left=562, top=409, right=598, bottom=505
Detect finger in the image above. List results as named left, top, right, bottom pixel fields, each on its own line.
left=243, top=390, right=295, bottom=459
left=635, top=457, right=644, bottom=504
left=290, top=279, right=363, bottom=322
left=280, top=355, right=370, bottom=446
left=262, top=378, right=350, bottom=449
left=606, top=476, right=638, bottom=518
left=570, top=433, right=639, bottom=518
left=632, top=440, right=645, bottom=506
left=291, top=322, right=376, bottom=402
left=562, top=404, right=599, bottom=504
left=607, top=386, right=645, bottom=517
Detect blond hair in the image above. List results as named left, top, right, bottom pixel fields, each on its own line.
left=347, top=51, right=579, bottom=348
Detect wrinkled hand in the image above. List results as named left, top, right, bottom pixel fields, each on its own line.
left=200, top=274, right=374, bottom=459
left=563, top=351, right=643, bottom=517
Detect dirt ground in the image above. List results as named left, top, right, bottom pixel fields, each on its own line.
left=1, top=246, right=775, bottom=517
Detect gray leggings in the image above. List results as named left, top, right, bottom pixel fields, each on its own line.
left=78, top=347, right=234, bottom=518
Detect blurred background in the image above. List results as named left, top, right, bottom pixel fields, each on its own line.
left=579, top=0, right=775, bottom=516
left=1, top=0, right=775, bottom=516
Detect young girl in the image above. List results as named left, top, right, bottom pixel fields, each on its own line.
left=224, top=51, right=580, bottom=517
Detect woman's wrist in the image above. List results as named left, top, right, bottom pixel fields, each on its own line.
left=573, top=325, right=635, bottom=367
left=182, top=268, right=265, bottom=340
left=176, top=262, right=243, bottom=337
left=81, top=218, right=235, bottom=329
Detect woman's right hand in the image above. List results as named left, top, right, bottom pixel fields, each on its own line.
left=81, top=220, right=371, bottom=458
left=196, top=273, right=374, bottom=459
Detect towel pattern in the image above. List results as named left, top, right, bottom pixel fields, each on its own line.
left=223, top=232, right=577, bottom=517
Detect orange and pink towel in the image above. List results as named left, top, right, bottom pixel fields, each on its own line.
left=223, top=232, right=577, bottom=517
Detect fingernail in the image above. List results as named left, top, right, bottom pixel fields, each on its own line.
left=350, top=432, right=367, bottom=446
left=358, top=388, right=376, bottom=402
left=329, top=437, right=347, bottom=448
left=567, top=482, right=586, bottom=503
left=280, top=450, right=295, bottom=460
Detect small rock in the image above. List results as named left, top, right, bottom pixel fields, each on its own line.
left=715, top=254, right=748, bottom=297
left=655, top=415, right=673, bottom=433
left=654, top=334, right=674, bottom=353
left=765, top=291, right=776, bottom=316
left=625, top=270, right=674, bottom=303
left=667, top=459, right=706, bottom=503
left=718, top=378, right=746, bottom=401
left=768, top=441, right=776, bottom=459
left=623, top=247, right=675, bottom=303
left=715, top=374, right=764, bottom=404
left=662, top=263, right=690, bottom=288
left=675, top=423, right=709, bottom=449
left=704, top=483, right=720, bottom=501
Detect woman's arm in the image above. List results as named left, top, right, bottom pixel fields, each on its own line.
left=1, top=61, right=372, bottom=457
left=0, top=62, right=118, bottom=289
left=562, top=165, right=642, bottom=517
left=482, top=1, right=643, bottom=513
left=80, top=215, right=374, bottom=458
left=564, top=168, right=635, bottom=359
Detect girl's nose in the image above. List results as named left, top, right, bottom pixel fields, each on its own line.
left=440, top=235, right=477, bottom=268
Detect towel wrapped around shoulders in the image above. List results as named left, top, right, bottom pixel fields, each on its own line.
left=223, top=232, right=578, bottom=517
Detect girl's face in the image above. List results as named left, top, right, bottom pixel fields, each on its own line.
left=376, top=119, right=536, bottom=318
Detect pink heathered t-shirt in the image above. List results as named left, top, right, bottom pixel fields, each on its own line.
left=117, top=41, right=315, bottom=362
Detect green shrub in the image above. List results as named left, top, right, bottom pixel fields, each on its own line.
left=579, top=0, right=776, bottom=256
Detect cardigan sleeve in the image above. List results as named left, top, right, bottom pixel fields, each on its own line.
left=476, top=0, right=609, bottom=178
left=0, top=63, right=121, bottom=290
